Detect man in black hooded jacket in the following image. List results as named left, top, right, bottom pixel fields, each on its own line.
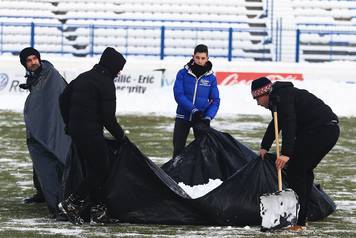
left=58, top=47, right=127, bottom=225
left=251, top=77, right=340, bottom=230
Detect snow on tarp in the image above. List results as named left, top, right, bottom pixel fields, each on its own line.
left=64, top=128, right=336, bottom=226
left=178, top=179, right=223, bottom=199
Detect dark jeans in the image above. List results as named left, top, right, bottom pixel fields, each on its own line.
left=27, top=138, right=64, bottom=214
left=32, top=166, right=44, bottom=197
left=172, top=118, right=205, bottom=158
left=287, top=123, right=340, bottom=226
left=71, top=135, right=110, bottom=203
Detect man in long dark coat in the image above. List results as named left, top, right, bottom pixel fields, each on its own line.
left=19, top=47, right=71, bottom=220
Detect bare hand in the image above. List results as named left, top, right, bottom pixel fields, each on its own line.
left=275, top=155, right=290, bottom=170
left=259, top=149, right=268, bottom=159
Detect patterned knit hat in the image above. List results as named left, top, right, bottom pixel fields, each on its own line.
left=251, top=77, right=272, bottom=99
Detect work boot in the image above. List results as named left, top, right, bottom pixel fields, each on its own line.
left=58, top=194, right=84, bottom=225
left=48, top=210, right=69, bottom=222
left=55, top=210, right=69, bottom=222
left=90, top=203, right=119, bottom=225
left=23, top=193, right=45, bottom=204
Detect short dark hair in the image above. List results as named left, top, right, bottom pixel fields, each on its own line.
left=194, top=44, right=208, bottom=55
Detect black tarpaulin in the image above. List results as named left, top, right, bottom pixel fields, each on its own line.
left=162, top=130, right=256, bottom=186
left=64, top=128, right=336, bottom=226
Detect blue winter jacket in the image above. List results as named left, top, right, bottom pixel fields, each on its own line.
left=174, top=61, right=220, bottom=121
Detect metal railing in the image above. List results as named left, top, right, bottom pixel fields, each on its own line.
left=0, top=22, right=273, bottom=61
left=295, top=28, right=356, bottom=62
left=2, top=20, right=356, bottom=62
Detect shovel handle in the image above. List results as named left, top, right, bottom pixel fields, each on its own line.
left=273, top=110, right=282, bottom=192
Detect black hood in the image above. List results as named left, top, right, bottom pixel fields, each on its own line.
left=98, top=47, right=126, bottom=79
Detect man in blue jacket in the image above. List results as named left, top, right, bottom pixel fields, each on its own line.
left=173, top=44, right=220, bottom=158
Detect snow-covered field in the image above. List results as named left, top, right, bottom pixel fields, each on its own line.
left=0, top=55, right=355, bottom=237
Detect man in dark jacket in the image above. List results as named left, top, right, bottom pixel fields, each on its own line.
left=251, top=77, right=340, bottom=230
left=172, top=44, right=220, bottom=158
left=58, top=47, right=127, bottom=225
left=20, top=49, right=45, bottom=205
left=19, top=47, right=71, bottom=220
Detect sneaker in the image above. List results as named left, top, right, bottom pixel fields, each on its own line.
left=58, top=194, right=84, bottom=225
left=287, top=225, right=306, bottom=231
left=90, top=203, right=119, bottom=225
left=23, top=193, right=45, bottom=204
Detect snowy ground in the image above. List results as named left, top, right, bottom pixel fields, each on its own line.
left=0, top=56, right=355, bottom=237
left=0, top=113, right=355, bottom=238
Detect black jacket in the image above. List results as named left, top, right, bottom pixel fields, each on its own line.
left=261, top=82, right=338, bottom=157
left=63, top=64, right=124, bottom=141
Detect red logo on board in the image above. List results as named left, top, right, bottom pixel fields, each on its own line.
left=216, top=72, right=303, bottom=85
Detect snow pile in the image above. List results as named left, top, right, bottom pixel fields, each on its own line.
left=178, top=179, right=223, bottom=199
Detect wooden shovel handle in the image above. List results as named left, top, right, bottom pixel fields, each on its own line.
left=273, top=110, right=282, bottom=192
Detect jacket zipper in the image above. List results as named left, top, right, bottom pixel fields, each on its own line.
left=189, top=71, right=205, bottom=121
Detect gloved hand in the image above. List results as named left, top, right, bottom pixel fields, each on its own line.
left=193, top=118, right=210, bottom=136
left=191, top=110, right=203, bottom=124
left=19, top=83, right=30, bottom=90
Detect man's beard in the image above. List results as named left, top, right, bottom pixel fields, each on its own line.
left=28, top=63, right=40, bottom=72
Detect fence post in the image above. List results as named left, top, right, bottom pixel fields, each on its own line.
left=279, top=18, right=283, bottom=62
left=30, top=22, right=35, bottom=48
left=329, top=33, right=333, bottom=61
left=228, top=28, right=233, bottom=61
left=295, top=29, right=300, bottom=63
left=160, top=26, right=165, bottom=60
left=90, top=25, right=95, bottom=57
left=125, top=26, right=128, bottom=57
left=274, top=18, right=282, bottom=62
left=60, top=24, right=64, bottom=55
left=0, top=23, right=3, bottom=54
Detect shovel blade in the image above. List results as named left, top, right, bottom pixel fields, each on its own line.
left=260, top=188, right=300, bottom=231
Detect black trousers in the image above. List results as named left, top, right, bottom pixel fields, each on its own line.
left=27, top=138, right=64, bottom=214
left=71, top=135, right=110, bottom=203
left=172, top=118, right=204, bottom=158
left=287, top=123, right=340, bottom=226
left=32, top=166, right=43, bottom=197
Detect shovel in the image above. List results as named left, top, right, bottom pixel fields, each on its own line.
left=259, top=108, right=300, bottom=231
